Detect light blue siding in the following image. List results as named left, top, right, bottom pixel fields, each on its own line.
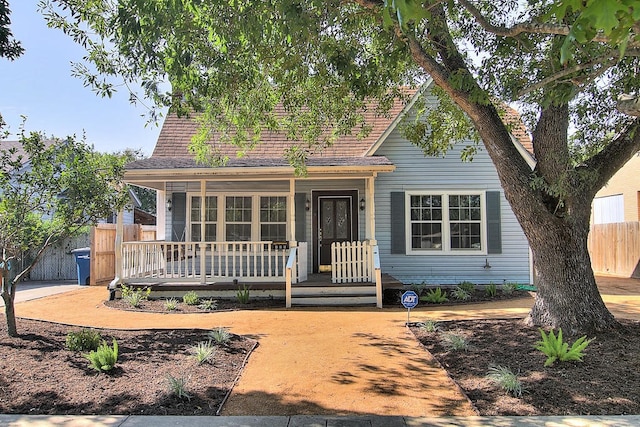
left=372, top=97, right=531, bottom=285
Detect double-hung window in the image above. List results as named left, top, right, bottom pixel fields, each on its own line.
left=225, top=196, right=252, bottom=241
left=260, top=196, right=287, bottom=241
left=190, top=196, right=217, bottom=241
left=408, top=192, right=485, bottom=254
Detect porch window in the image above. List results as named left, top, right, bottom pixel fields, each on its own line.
left=226, top=196, right=252, bottom=241
left=190, top=196, right=217, bottom=241
left=260, top=196, right=287, bottom=241
left=408, top=192, right=485, bottom=254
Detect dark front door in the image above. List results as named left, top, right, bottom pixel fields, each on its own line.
left=313, top=190, right=359, bottom=273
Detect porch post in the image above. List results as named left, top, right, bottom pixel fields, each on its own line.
left=200, top=180, right=206, bottom=284
left=365, top=175, right=377, bottom=244
left=288, top=178, right=297, bottom=246
left=109, top=206, right=125, bottom=294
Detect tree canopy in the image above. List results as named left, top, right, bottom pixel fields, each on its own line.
left=0, top=129, right=130, bottom=336
left=0, top=0, right=23, bottom=61
left=40, top=0, right=640, bottom=333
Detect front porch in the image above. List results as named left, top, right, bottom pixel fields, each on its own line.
left=113, top=240, right=397, bottom=307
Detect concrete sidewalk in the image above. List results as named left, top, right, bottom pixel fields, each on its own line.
left=1, top=414, right=639, bottom=426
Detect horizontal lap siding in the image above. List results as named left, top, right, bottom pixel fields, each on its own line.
left=373, top=99, right=530, bottom=285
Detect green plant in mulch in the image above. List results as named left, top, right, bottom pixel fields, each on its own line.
left=120, top=285, right=151, bottom=308
left=66, top=329, right=102, bottom=352
left=198, top=298, right=218, bottom=311
left=84, top=339, right=119, bottom=372
left=191, top=340, right=216, bottom=364
left=486, top=365, right=524, bottom=397
left=236, top=285, right=250, bottom=304
left=534, top=328, right=592, bottom=367
left=419, top=319, right=441, bottom=332
left=441, top=332, right=470, bottom=352
left=164, top=297, right=179, bottom=311
left=451, top=286, right=471, bottom=301
left=501, top=282, right=519, bottom=295
left=410, top=282, right=428, bottom=295
left=166, top=374, right=192, bottom=401
left=484, top=283, right=498, bottom=297
left=420, top=287, right=449, bottom=303
left=208, top=327, right=232, bottom=345
left=182, top=291, right=200, bottom=306
left=458, top=281, right=475, bottom=293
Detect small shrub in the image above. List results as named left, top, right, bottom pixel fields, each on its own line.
left=502, top=282, right=519, bottom=295
left=182, top=291, right=200, bottom=306
left=66, top=329, right=102, bottom=352
left=486, top=365, right=524, bottom=397
left=236, top=285, right=250, bottom=304
left=167, top=374, right=192, bottom=401
left=199, top=299, right=218, bottom=311
left=120, top=285, right=150, bottom=308
left=485, top=283, right=498, bottom=297
left=410, top=282, right=427, bottom=295
left=164, top=298, right=179, bottom=311
left=451, top=286, right=471, bottom=301
left=85, top=339, right=119, bottom=372
left=535, top=328, right=592, bottom=367
left=419, top=319, right=440, bottom=332
left=420, top=287, right=449, bottom=303
left=208, top=327, right=232, bottom=345
left=191, top=341, right=216, bottom=364
left=458, top=281, right=475, bottom=293
left=441, top=332, right=470, bottom=352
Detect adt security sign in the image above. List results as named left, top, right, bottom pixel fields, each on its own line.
left=402, top=290, right=419, bottom=309
left=401, top=290, right=419, bottom=324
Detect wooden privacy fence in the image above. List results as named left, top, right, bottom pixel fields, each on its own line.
left=588, top=222, right=640, bottom=278
left=90, top=224, right=156, bottom=285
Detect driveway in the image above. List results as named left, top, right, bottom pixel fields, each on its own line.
left=0, top=280, right=81, bottom=307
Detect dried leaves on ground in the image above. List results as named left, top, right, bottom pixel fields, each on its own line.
left=410, top=318, right=640, bottom=416
left=0, top=317, right=256, bottom=415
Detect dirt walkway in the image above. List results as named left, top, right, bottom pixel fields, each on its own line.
left=11, top=275, right=640, bottom=416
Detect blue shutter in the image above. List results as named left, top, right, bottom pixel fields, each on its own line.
left=391, top=192, right=406, bottom=254
left=486, top=191, right=502, bottom=254
left=171, top=192, right=186, bottom=242
left=295, top=193, right=306, bottom=242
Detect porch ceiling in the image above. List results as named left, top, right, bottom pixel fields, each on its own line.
left=125, top=156, right=395, bottom=189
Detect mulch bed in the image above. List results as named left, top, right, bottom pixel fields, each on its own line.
left=0, top=316, right=256, bottom=416
left=104, top=297, right=283, bottom=313
left=409, top=318, right=640, bottom=416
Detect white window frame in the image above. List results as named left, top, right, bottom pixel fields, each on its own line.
left=405, top=191, right=487, bottom=255
left=186, top=192, right=289, bottom=242
left=188, top=195, right=218, bottom=242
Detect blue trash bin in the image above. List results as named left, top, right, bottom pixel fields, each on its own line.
left=71, top=247, right=91, bottom=285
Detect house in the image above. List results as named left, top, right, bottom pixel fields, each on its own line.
left=592, top=154, right=640, bottom=224
left=116, top=80, right=533, bottom=306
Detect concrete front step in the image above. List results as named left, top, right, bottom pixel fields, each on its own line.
left=290, top=295, right=378, bottom=306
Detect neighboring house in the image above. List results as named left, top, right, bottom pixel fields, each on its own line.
left=592, top=154, right=640, bottom=224
left=117, top=81, right=533, bottom=306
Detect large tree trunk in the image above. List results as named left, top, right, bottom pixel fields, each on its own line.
left=524, top=213, right=617, bottom=334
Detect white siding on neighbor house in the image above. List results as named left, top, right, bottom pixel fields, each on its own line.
left=372, top=119, right=531, bottom=285
left=593, top=194, right=624, bottom=224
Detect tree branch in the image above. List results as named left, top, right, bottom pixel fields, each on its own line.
left=457, top=0, right=617, bottom=43
left=585, top=118, right=640, bottom=194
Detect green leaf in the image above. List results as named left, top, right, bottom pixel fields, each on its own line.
left=580, top=0, right=627, bottom=35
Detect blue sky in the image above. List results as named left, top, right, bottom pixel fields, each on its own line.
left=0, top=3, right=164, bottom=155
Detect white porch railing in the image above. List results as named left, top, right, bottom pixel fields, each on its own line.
left=121, top=241, right=294, bottom=283
left=331, top=241, right=375, bottom=283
